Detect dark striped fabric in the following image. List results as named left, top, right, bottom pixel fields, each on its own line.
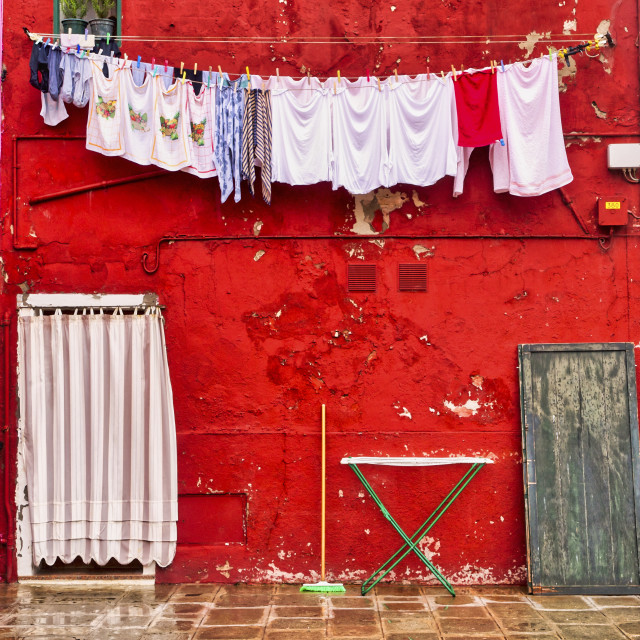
left=242, top=89, right=272, bottom=205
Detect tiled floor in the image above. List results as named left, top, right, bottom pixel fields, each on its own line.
left=0, top=583, right=639, bottom=639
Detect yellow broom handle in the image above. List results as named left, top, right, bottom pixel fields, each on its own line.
left=321, top=404, right=326, bottom=582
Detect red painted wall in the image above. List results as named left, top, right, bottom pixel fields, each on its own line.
left=1, top=0, right=639, bottom=584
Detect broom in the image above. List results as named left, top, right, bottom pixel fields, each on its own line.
left=301, top=404, right=346, bottom=593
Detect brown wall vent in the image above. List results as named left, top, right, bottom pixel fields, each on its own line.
left=348, top=264, right=377, bottom=292
left=398, top=264, right=427, bottom=292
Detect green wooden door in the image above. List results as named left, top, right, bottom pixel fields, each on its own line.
left=519, top=343, right=640, bottom=594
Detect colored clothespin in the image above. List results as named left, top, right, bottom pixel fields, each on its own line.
left=45, top=38, right=51, bottom=47
left=426, top=66, right=430, bottom=79
left=394, top=69, right=398, bottom=83
left=84, top=28, right=88, bottom=41
left=76, top=44, right=80, bottom=54
left=500, top=59, right=505, bottom=71
left=451, top=65, right=457, bottom=80
left=246, top=66, right=251, bottom=89
left=165, top=60, right=169, bottom=72
left=337, top=69, right=341, bottom=83
left=366, top=68, right=370, bottom=82
left=106, top=32, right=110, bottom=45
left=137, top=55, right=141, bottom=68
left=182, top=71, right=186, bottom=84
left=180, top=61, right=184, bottom=75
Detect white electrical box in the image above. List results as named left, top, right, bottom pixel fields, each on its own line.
left=607, top=143, right=640, bottom=169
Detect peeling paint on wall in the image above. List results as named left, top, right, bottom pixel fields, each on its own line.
left=444, top=399, right=481, bottom=417
left=591, top=101, right=608, bottom=119
left=517, top=31, right=550, bottom=58
left=351, top=188, right=408, bottom=234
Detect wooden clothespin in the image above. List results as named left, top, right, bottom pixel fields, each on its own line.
left=194, top=62, right=198, bottom=74
left=179, top=61, right=184, bottom=75
left=377, top=77, right=381, bottom=91
left=441, top=70, right=445, bottom=79
left=262, top=81, right=265, bottom=91
left=276, top=67, right=280, bottom=85
left=307, top=70, right=311, bottom=85
left=366, top=68, right=370, bottom=82
left=394, top=69, right=398, bottom=83
left=208, top=66, right=212, bottom=88
left=124, top=53, right=128, bottom=62
left=334, top=81, right=337, bottom=95
left=426, top=66, right=430, bottom=79
left=451, top=65, right=457, bottom=81
left=490, top=59, right=495, bottom=74
left=54, top=39, right=59, bottom=49
left=460, top=63, right=464, bottom=73
left=68, top=28, right=72, bottom=36
left=98, top=48, right=103, bottom=56
left=337, top=69, right=341, bottom=83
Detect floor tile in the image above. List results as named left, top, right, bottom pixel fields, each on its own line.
left=556, top=625, right=626, bottom=640
left=600, top=606, right=640, bottom=622
left=543, top=610, right=608, bottom=624
left=264, top=632, right=325, bottom=640
left=271, top=606, right=324, bottom=618
left=201, top=608, right=267, bottom=626
left=529, top=596, right=592, bottom=610
left=438, top=617, right=501, bottom=634
left=380, top=601, right=428, bottom=611
left=384, top=634, right=439, bottom=640
left=268, top=618, right=325, bottom=630
left=329, top=597, right=374, bottom=608
left=434, top=605, right=489, bottom=618
left=331, top=609, right=378, bottom=626
left=194, top=626, right=263, bottom=639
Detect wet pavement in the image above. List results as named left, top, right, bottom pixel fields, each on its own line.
left=0, top=583, right=638, bottom=639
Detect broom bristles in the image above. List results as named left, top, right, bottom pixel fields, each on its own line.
left=300, top=581, right=346, bottom=593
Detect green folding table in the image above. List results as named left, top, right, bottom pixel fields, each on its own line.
left=341, top=456, right=493, bottom=596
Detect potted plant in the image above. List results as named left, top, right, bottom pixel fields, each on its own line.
left=89, top=0, right=116, bottom=36
left=60, top=0, right=88, bottom=35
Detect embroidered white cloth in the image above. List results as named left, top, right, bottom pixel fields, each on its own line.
left=340, top=456, right=494, bottom=466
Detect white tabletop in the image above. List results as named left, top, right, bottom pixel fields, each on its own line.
left=340, top=456, right=494, bottom=466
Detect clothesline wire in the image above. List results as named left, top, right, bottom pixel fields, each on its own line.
left=28, top=29, right=609, bottom=90
left=34, top=34, right=599, bottom=45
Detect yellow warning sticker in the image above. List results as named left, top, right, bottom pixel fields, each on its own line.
left=605, top=202, right=621, bottom=209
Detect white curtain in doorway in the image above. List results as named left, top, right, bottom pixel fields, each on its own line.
left=18, top=308, right=178, bottom=567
